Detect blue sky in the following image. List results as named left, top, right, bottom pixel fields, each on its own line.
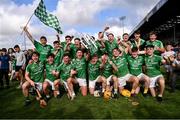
left=12, top=0, right=59, bottom=11
left=0, top=0, right=159, bottom=49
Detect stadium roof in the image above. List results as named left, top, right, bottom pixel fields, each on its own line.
left=129, top=0, right=180, bottom=42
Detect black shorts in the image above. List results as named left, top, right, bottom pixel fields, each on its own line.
left=15, top=66, right=22, bottom=72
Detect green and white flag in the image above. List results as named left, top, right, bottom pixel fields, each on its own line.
left=34, top=0, right=63, bottom=34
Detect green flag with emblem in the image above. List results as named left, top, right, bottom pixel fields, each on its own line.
left=34, top=0, right=63, bottom=34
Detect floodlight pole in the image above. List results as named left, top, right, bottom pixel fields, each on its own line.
left=119, top=16, right=126, bottom=34
left=23, top=32, right=27, bottom=50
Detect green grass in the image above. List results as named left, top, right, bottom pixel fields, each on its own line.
left=0, top=80, right=180, bottom=119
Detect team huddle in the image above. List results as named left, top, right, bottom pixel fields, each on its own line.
left=0, top=26, right=180, bottom=107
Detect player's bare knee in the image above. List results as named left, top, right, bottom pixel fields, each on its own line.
left=54, top=80, right=59, bottom=86
left=22, top=81, right=30, bottom=90
left=158, top=78, right=165, bottom=85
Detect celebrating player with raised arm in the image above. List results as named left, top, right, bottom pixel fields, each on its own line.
left=23, top=27, right=53, bottom=62
left=51, top=37, right=64, bottom=66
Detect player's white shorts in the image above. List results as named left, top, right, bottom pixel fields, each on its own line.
left=45, top=79, right=55, bottom=90
left=149, top=75, right=164, bottom=88
left=137, top=73, right=148, bottom=81
left=89, top=76, right=101, bottom=88
left=77, top=78, right=87, bottom=87
left=118, top=74, right=133, bottom=87
left=35, top=82, right=43, bottom=91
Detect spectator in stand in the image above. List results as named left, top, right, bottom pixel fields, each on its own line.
left=169, top=51, right=180, bottom=92
left=161, top=42, right=175, bottom=83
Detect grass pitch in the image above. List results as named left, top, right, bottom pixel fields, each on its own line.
left=0, top=80, right=180, bottom=119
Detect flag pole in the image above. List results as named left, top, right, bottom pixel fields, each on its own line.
left=21, top=13, right=34, bottom=35
left=23, top=32, right=27, bottom=50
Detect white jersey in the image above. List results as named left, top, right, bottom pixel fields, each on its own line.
left=13, top=51, right=26, bottom=66
left=161, top=51, right=175, bottom=57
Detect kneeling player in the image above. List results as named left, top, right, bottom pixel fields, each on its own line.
left=145, top=45, right=166, bottom=101
left=43, top=54, right=60, bottom=98
left=22, top=52, right=44, bottom=106
left=88, top=54, right=106, bottom=95
left=127, top=47, right=150, bottom=96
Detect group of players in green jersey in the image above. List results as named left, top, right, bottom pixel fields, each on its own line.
left=21, top=26, right=169, bottom=106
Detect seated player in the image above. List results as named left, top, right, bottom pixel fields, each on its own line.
left=112, top=48, right=139, bottom=97
left=69, top=49, right=88, bottom=96
left=43, top=53, right=60, bottom=99
left=100, top=52, right=119, bottom=98
left=56, top=54, right=75, bottom=100
left=145, top=45, right=166, bottom=101
left=22, top=52, right=44, bottom=106
left=88, top=54, right=106, bottom=95
left=127, top=47, right=150, bottom=96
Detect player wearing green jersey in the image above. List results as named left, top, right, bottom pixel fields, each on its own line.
left=22, top=52, right=44, bottom=106
left=130, top=31, right=146, bottom=54
left=145, top=45, right=166, bottom=101
left=100, top=52, right=119, bottom=98
left=61, top=35, right=75, bottom=58
left=127, top=47, right=150, bottom=96
left=94, top=32, right=106, bottom=57
left=43, top=54, right=60, bottom=98
left=146, top=31, right=165, bottom=55
left=51, top=40, right=63, bottom=66
left=23, top=27, right=53, bottom=62
left=56, top=54, right=75, bottom=100
left=94, top=27, right=109, bottom=57
left=71, top=38, right=85, bottom=58
left=112, top=48, right=139, bottom=96
left=69, top=49, right=87, bottom=96
left=105, top=33, right=119, bottom=58
left=119, top=33, right=131, bottom=53
left=88, top=54, right=106, bottom=95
